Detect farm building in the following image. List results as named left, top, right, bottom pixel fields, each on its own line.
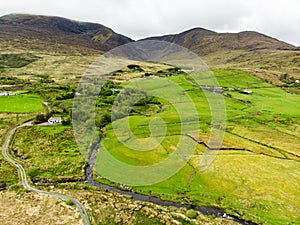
left=48, top=117, right=62, bottom=125
left=243, top=89, right=253, bottom=94
left=0, top=92, right=8, bottom=96
left=0, top=92, right=18, bottom=96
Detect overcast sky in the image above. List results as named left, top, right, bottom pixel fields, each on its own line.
left=0, top=0, right=299, bottom=46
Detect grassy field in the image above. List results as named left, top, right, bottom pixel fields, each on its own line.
left=95, top=68, right=300, bottom=224
left=12, top=125, right=85, bottom=181
left=0, top=110, right=231, bottom=225
left=2, top=53, right=97, bottom=83
left=0, top=113, right=37, bottom=190
left=202, top=49, right=300, bottom=85
left=7, top=122, right=238, bottom=225
left=1, top=57, right=299, bottom=224
left=0, top=94, right=43, bottom=113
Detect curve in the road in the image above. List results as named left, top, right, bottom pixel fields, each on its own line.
left=1, top=122, right=91, bottom=225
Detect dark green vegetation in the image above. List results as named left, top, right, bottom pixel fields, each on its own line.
left=0, top=158, right=18, bottom=190
left=0, top=53, right=39, bottom=69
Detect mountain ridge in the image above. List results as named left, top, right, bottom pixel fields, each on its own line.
left=0, top=13, right=298, bottom=55
left=0, top=13, right=133, bottom=53
left=141, top=27, right=297, bottom=55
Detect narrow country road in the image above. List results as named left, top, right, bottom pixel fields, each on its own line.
left=1, top=122, right=91, bottom=225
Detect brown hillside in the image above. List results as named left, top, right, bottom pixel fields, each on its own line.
left=144, top=27, right=296, bottom=55
left=0, top=14, right=133, bottom=54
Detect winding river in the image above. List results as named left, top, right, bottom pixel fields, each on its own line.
left=2, top=122, right=258, bottom=225
left=86, top=141, right=258, bottom=225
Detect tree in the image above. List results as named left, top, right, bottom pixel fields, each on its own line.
left=34, top=114, right=47, bottom=124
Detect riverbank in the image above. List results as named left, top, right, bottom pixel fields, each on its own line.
left=85, top=141, right=258, bottom=225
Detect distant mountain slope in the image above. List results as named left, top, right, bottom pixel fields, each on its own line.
left=0, top=14, right=133, bottom=53
left=0, top=14, right=297, bottom=55
left=143, top=27, right=297, bottom=55
left=0, top=13, right=299, bottom=84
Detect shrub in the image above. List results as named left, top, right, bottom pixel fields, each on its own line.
left=62, top=116, right=71, bottom=125
left=186, top=209, right=197, bottom=219
left=9, top=184, right=19, bottom=191
left=27, top=167, right=41, bottom=178
left=65, top=199, right=74, bottom=206
left=34, top=114, right=47, bottom=124
left=127, top=64, right=143, bottom=71
left=0, top=181, right=6, bottom=189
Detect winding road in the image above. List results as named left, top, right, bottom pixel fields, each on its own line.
left=1, top=122, right=91, bottom=225
left=2, top=122, right=257, bottom=225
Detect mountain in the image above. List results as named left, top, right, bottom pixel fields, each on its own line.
left=0, top=14, right=297, bottom=55
left=0, top=14, right=299, bottom=85
left=142, top=27, right=297, bottom=55
left=0, top=14, right=133, bottom=54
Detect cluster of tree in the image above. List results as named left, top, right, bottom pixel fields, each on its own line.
left=127, top=64, right=144, bottom=72
left=95, top=111, right=111, bottom=128
left=0, top=76, right=29, bottom=85
left=56, top=89, right=75, bottom=100
left=33, top=79, right=163, bottom=129
left=111, top=89, right=162, bottom=120
left=34, top=74, right=54, bottom=83
left=279, top=73, right=299, bottom=86
left=34, top=114, right=49, bottom=124
left=96, top=80, right=122, bottom=106
left=39, top=79, right=54, bottom=83
left=32, top=84, right=77, bottom=125
left=145, top=67, right=186, bottom=78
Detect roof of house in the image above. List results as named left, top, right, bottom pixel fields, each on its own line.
left=48, top=117, right=62, bottom=120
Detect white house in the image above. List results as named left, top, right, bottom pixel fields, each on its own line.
left=243, top=89, right=253, bottom=94
left=48, top=117, right=62, bottom=125
left=0, top=91, right=8, bottom=96
left=0, top=92, right=18, bottom=96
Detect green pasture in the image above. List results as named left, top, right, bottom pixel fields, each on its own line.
left=0, top=94, right=43, bottom=113
left=95, top=68, right=300, bottom=224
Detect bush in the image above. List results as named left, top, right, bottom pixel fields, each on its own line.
left=28, top=167, right=41, bottom=178
left=34, top=114, right=47, bottom=124
left=0, top=181, right=6, bottom=189
left=62, top=116, right=71, bottom=125
left=186, top=209, right=197, bottom=219
left=9, top=183, right=20, bottom=191
left=65, top=199, right=74, bottom=206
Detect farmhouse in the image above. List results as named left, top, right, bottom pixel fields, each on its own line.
left=48, top=117, right=62, bottom=125
left=0, top=91, right=18, bottom=96
left=0, top=92, right=8, bottom=96
left=243, top=89, right=253, bottom=94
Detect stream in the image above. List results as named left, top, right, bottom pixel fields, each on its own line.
left=85, top=142, right=258, bottom=225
